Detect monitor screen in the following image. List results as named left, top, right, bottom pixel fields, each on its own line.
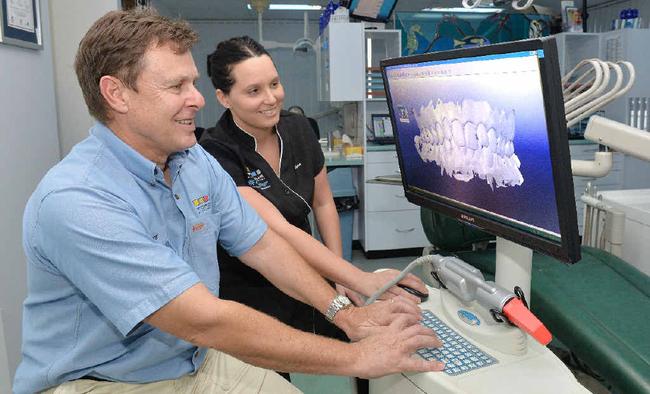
left=348, top=0, right=398, bottom=23
left=381, top=38, right=581, bottom=263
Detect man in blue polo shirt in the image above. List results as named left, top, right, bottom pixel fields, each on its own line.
left=13, top=8, right=443, bottom=393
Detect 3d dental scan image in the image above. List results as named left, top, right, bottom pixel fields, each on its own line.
left=411, top=98, right=523, bottom=189
left=384, top=49, right=561, bottom=237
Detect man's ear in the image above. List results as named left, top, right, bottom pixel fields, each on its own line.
left=215, top=89, right=230, bottom=109
left=99, top=76, right=129, bottom=115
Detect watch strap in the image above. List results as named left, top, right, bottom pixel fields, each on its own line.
left=325, top=295, right=352, bottom=322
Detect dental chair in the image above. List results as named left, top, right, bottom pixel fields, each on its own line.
left=420, top=207, right=650, bottom=394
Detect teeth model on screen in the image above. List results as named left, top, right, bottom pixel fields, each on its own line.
left=413, top=99, right=524, bottom=190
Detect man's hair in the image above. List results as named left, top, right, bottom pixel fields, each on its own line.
left=74, top=8, right=198, bottom=123
left=207, top=36, right=271, bottom=94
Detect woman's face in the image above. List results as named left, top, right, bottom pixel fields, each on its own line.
left=216, top=55, right=285, bottom=135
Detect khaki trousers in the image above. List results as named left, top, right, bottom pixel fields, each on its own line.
left=42, top=349, right=302, bottom=393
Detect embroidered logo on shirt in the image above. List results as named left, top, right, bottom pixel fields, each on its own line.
left=294, top=162, right=302, bottom=170
left=192, top=222, right=205, bottom=233
left=246, top=169, right=270, bottom=190
left=192, top=194, right=211, bottom=214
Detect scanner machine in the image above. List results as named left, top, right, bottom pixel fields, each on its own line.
left=370, top=37, right=591, bottom=394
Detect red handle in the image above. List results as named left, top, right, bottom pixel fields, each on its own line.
left=502, top=298, right=552, bottom=345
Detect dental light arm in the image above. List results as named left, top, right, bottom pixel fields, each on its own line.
left=582, top=115, right=650, bottom=161
left=566, top=60, right=638, bottom=178
left=366, top=254, right=552, bottom=345
left=565, top=61, right=635, bottom=128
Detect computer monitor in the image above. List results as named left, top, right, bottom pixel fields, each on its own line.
left=370, top=113, right=395, bottom=144
left=381, top=37, right=581, bottom=264
left=347, top=0, right=398, bottom=23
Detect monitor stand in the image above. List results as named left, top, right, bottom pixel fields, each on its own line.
left=495, top=237, right=533, bottom=305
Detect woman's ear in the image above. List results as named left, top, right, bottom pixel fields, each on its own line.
left=215, top=89, right=230, bottom=109
left=99, top=76, right=129, bottom=115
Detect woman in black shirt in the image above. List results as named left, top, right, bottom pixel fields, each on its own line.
left=200, top=36, right=426, bottom=340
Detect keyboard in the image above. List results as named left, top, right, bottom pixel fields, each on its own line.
left=417, top=309, right=499, bottom=376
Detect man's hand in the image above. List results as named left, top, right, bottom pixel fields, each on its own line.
left=351, top=315, right=445, bottom=378
left=334, top=296, right=421, bottom=342
left=360, top=270, right=429, bottom=304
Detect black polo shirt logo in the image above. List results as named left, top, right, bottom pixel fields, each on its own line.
left=247, top=169, right=270, bottom=190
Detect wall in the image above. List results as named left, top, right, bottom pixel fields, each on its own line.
left=188, top=19, right=341, bottom=137
left=0, top=0, right=118, bottom=385
left=50, top=0, right=118, bottom=157
left=0, top=0, right=60, bottom=382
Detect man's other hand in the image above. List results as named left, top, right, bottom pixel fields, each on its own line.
left=334, top=296, right=421, bottom=342
left=351, top=315, right=444, bottom=378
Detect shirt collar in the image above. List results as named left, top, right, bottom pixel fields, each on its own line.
left=91, top=122, right=188, bottom=184
left=219, top=109, right=282, bottom=152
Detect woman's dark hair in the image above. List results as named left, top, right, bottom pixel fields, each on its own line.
left=207, top=36, right=271, bottom=94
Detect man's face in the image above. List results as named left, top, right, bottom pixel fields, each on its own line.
left=218, top=55, right=285, bottom=134
left=122, top=43, right=205, bottom=162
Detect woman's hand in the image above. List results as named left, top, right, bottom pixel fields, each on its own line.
left=361, top=270, right=429, bottom=305
left=336, top=283, right=366, bottom=306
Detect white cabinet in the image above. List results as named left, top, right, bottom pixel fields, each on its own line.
left=318, top=24, right=428, bottom=252
left=355, top=29, right=430, bottom=253
left=359, top=150, right=429, bottom=252
left=316, top=23, right=365, bottom=102
left=553, top=32, right=602, bottom=76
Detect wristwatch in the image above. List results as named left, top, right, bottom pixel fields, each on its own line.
left=325, top=295, right=353, bottom=322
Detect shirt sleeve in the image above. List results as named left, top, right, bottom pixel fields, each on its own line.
left=200, top=147, right=268, bottom=257
left=200, top=138, right=249, bottom=187
left=34, top=188, right=201, bottom=336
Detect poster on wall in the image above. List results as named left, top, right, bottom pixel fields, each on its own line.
left=396, top=11, right=551, bottom=56
left=0, top=0, right=42, bottom=49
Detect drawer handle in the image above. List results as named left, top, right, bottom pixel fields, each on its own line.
left=395, top=227, right=415, bottom=233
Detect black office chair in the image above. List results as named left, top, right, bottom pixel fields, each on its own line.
left=287, top=105, right=320, bottom=139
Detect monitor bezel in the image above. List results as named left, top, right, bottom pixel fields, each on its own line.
left=348, top=0, right=398, bottom=23
left=380, top=38, right=581, bottom=263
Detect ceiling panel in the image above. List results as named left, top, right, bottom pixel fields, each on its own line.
left=152, top=0, right=573, bottom=21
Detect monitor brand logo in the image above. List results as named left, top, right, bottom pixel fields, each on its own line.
left=460, top=214, right=475, bottom=223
